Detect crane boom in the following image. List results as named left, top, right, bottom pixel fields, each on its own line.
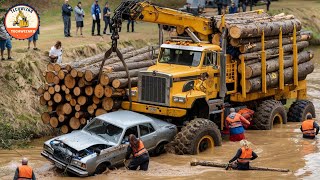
left=116, top=1, right=215, bottom=41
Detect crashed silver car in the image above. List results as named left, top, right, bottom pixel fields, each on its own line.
left=41, top=110, right=177, bottom=176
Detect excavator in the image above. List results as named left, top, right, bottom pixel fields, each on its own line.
left=99, top=0, right=315, bottom=155
left=13, top=10, right=29, bottom=27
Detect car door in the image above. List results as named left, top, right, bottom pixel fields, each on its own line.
left=113, top=125, right=139, bottom=164
left=139, top=123, right=157, bottom=150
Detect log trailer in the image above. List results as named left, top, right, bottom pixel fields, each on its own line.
left=104, top=1, right=315, bottom=155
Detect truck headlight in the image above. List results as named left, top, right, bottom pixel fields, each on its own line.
left=71, top=159, right=86, bottom=169
left=126, top=89, right=137, bottom=96
left=173, top=96, right=186, bottom=103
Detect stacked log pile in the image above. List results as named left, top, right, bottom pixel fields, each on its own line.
left=38, top=46, right=158, bottom=133
left=212, top=12, right=314, bottom=93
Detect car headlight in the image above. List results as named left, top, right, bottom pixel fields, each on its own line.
left=126, top=89, right=137, bottom=96
left=71, top=159, right=86, bottom=169
left=43, top=144, right=53, bottom=154
left=173, top=96, right=186, bottom=103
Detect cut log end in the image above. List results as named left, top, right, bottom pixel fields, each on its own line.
left=50, top=117, right=59, bottom=128
left=94, top=84, right=105, bottom=98
left=229, top=26, right=241, bottom=39
left=69, top=117, right=81, bottom=130
left=95, top=109, right=107, bottom=116
left=61, top=125, right=69, bottom=134
left=41, top=112, right=50, bottom=124
left=100, top=74, right=110, bottom=86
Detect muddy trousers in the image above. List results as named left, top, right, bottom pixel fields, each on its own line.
left=128, top=153, right=149, bottom=171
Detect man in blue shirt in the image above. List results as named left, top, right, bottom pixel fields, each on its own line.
left=229, top=2, right=238, bottom=14
left=91, top=0, right=102, bottom=36
left=62, top=0, right=73, bottom=37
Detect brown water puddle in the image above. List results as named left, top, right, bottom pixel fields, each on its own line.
left=0, top=46, right=320, bottom=179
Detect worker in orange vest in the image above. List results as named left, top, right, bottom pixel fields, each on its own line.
left=301, top=114, right=319, bottom=139
left=13, top=157, right=36, bottom=180
left=228, top=140, right=258, bottom=170
left=226, top=108, right=250, bottom=141
left=125, top=134, right=149, bottom=171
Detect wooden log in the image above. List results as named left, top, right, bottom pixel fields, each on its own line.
left=112, top=77, right=139, bottom=88
left=93, top=95, right=100, bottom=104
left=61, top=125, right=69, bottom=134
left=239, top=41, right=309, bottom=61
left=190, top=161, right=290, bottom=172
left=54, top=84, right=61, bottom=92
left=239, top=34, right=311, bottom=53
left=95, top=109, right=107, bottom=116
left=92, top=103, right=98, bottom=109
left=41, top=112, right=51, bottom=124
left=45, top=71, right=56, bottom=84
left=50, top=117, right=59, bottom=128
left=106, top=67, right=147, bottom=82
left=37, top=86, right=45, bottom=95
left=53, top=76, right=60, bottom=85
left=60, top=46, right=135, bottom=69
left=47, top=63, right=54, bottom=71
left=77, top=70, right=84, bottom=78
left=65, top=88, right=70, bottom=94
left=102, top=97, right=113, bottom=111
left=80, top=118, right=87, bottom=125
left=104, top=60, right=156, bottom=73
left=48, top=106, right=54, bottom=112
left=39, top=96, right=47, bottom=106
left=48, top=86, right=55, bottom=95
left=77, top=96, right=87, bottom=105
left=87, top=105, right=95, bottom=115
left=44, top=84, right=51, bottom=90
left=75, top=104, right=81, bottom=111
left=65, top=74, right=76, bottom=89
left=85, top=86, right=94, bottom=96
left=48, top=100, right=54, bottom=106
left=75, top=111, right=84, bottom=119
left=53, top=93, right=62, bottom=103
left=58, top=115, right=65, bottom=122
left=212, top=33, right=221, bottom=45
left=63, top=103, right=73, bottom=115
left=229, top=19, right=302, bottom=39
left=70, top=99, right=77, bottom=106
left=73, top=87, right=81, bottom=96
left=65, top=94, right=72, bottom=101
left=70, top=69, right=78, bottom=78
left=56, top=104, right=64, bottom=116
left=241, top=51, right=313, bottom=79
left=57, top=69, right=67, bottom=80
left=94, top=84, right=105, bottom=98
left=230, top=30, right=312, bottom=47
left=104, top=86, right=125, bottom=97
left=43, top=91, right=51, bottom=101
left=53, top=64, right=61, bottom=72
left=61, top=85, right=67, bottom=91
left=100, top=74, right=110, bottom=86
left=245, top=61, right=314, bottom=93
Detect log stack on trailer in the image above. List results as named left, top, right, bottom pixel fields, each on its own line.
left=212, top=12, right=314, bottom=93
left=38, top=46, right=158, bottom=133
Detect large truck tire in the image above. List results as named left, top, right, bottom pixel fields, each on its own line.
left=252, top=100, right=287, bottom=130
left=287, top=100, right=315, bottom=122
left=174, top=118, right=222, bottom=155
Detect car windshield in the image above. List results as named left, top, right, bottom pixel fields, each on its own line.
left=159, top=48, right=202, bottom=67
left=83, top=118, right=123, bottom=144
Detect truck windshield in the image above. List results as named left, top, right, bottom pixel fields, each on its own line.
left=84, top=119, right=123, bottom=144
left=159, top=48, right=202, bottom=67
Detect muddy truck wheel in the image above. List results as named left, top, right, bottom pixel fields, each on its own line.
left=287, top=100, right=315, bottom=122
left=252, top=100, right=287, bottom=130
left=174, top=118, right=222, bottom=155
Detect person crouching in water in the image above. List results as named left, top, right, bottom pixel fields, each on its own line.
left=125, top=134, right=149, bottom=170
left=228, top=140, right=258, bottom=170
left=301, top=114, right=319, bottom=139
left=226, top=108, right=250, bottom=141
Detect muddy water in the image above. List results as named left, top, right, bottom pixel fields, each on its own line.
left=0, top=47, right=319, bottom=180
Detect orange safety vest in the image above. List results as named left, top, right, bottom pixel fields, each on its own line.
left=226, top=113, right=243, bottom=129
left=302, top=120, right=315, bottom=136
left=18, top=165, right=33, bottom=179
left=238, top=147, right=253, bottom=163
left=131, top=140, right=147, bottom=157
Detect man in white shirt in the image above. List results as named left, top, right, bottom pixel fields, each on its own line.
left=49, top=41, right=63, bottom=63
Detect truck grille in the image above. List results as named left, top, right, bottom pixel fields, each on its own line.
left=139, top=72, right=171, bottom=106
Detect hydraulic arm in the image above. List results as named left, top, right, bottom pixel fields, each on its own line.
left=115, top=1, right=215, bottom=41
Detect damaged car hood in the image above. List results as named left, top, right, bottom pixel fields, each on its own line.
left=53, top=130, right=111, bottom=151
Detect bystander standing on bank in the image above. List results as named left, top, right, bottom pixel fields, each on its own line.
left=62, top=0, right=73, bottom=37
left=74, top=1, right=85, bottom=36
left=28, top=28, right=39, bottom=50
left=0, top=20, right=12, bottom=61
left=103, top=2, right=112, bottom=35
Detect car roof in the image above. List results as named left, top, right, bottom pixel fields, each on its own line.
left=95, top=110, right=154, bottom=128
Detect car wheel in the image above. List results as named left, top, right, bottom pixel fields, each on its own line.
left=154, top=142, right=166, bottom=156
left=95, top=163, right=107, bottom=174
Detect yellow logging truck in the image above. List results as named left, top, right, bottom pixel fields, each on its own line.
left=110, top=1, right=315, bottom=154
